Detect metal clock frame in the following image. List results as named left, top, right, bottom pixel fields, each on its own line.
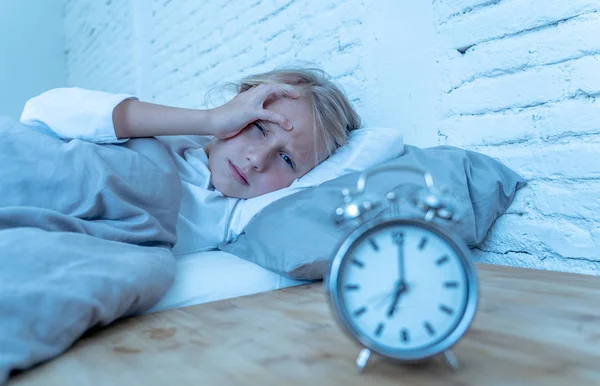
left=324, top=164, right=479, bottom=372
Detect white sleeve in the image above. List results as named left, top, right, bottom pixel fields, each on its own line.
left=19, top=87, right=138, bottom=144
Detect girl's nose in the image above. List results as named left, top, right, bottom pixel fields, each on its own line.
left=246, top=146, right=270, bottom=171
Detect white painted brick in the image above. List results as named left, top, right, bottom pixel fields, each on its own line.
left=501, top=180, right=600, bottom=222
left=439, top=12, right=600, bottom=92
left=433, top=0, right=500, bottom=23
left=472, top=249, right=600, bottom=275
left=297, top=0, right=337, bottom=17
left=253, top=2, right=299, bottom=42
left=64, top=0, right=135, bottom=93
left=320, top=50, right=362, bottom=80
left=299, top=1, right=360, bottom=42
left=437, top=0, right=600, bottom=50
left=469, top=136, right=600, bottom=180
left=478, top=215, right=600, bottom=262
left=436, top=1, right=600, bottom=276
left=265, top=30, right=296, bottom=58
left=243, top=0, right=284, bottom=24
left=443, top=55, right=600, bottom=116
left=439, top=97, right=600, bottom=146
left=501, top=185, right=529, bottom=215
left=527, top=180, right=600, bottom=219
left=147, top=2, right=185, bottom=49
left=65, top=0, right=371, bottom=111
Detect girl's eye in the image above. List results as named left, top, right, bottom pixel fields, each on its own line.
left=253, top=122, right=266, bottom=136
left=252, top=122, right=294, bottom=169
left=281, top=153, right=294, bottom=169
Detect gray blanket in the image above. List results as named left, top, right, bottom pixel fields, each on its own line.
left=0, top=117, right=182, bottom=383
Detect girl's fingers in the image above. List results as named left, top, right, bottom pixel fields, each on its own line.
left=238, top=84, right=298, bottom=131
left=250, top=84, right=298, bottom=130
left=257, top=110, right=293, bottom=131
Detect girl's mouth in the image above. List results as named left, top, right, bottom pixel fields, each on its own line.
left=229, top=161, right=249, bottom=185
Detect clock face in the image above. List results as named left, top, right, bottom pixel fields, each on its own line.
left=333, top=220, right=472, bottom=358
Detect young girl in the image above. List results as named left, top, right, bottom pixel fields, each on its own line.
left=19, top=66, right=362, bottom=252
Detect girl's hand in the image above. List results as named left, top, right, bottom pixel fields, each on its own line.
left=208, top=84, right=300, bottom=139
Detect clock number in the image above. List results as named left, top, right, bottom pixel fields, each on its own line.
left=439, top=304, right=454, bottom=315
left=375, top=322, right=385, bottom=337
left=353, top=307, right=367, bottom=317
left=418, top=237, right=428, bottom=250
left=351, top=258, right=365, bottom=268
left=344, top=284, right=360, bottom=291
left=424, top=321, right=436, bottom=336
left=400, top=328, right=410, bottom=343
left=444, top=281, right=458, bottom=288
left=436, top=255, right=449, bottom=266
left=369, top=238, right=379, bottom=252
left=392, top=231, right=404, bottom=245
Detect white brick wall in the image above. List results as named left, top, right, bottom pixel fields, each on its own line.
left=63, top=0, right=439, bottom=147
left=435, top=0, right=600, bottom=274
left=63, top=0, right=600, bottom=274
left=144, top=0, right=370, bottom=108
left=64, top=0, right=136, bottom=93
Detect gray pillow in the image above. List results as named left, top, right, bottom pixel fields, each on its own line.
left=218, top=145, right=526, bottom=280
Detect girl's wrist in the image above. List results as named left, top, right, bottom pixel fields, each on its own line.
left=194, top=108, right=218, bottom=137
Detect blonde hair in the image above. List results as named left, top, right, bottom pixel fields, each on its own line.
left=231, top=66, right=361, bottom=165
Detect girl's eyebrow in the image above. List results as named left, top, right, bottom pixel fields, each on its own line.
left=263, top=121, right=305, bottom=167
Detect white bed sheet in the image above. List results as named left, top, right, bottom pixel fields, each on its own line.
left=144, top=250, right=310, bottom=314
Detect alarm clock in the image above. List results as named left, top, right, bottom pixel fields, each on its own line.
left=325, top=164, right=479, bottom=372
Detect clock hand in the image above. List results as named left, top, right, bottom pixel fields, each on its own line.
left=386, top=281, right=407, bottom=317
left=387, top=232, right=408, bottom=318
left=368, top=290, right=393, bottom=305
left=372, top=282, right=415, bottom=309
left=400, top=238, right=406, bottom=285
left=394, top=232, right=406, bottom=285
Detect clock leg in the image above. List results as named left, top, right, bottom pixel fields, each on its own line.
left=355, top=348, right=371, bottom=373
left=442, top=350, right=460, bottom=371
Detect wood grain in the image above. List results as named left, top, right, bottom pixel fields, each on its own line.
left=8, top=264, right=600, bottom=386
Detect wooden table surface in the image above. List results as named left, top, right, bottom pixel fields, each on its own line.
left=9, top=264, right=600, bottom=386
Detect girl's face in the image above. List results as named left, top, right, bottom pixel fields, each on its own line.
left=206, top=96, right=327, bottom=199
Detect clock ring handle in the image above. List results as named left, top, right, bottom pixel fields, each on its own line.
left=334, top=165, right=448, bottom=227
left=354, top=164, right=454, bottom=221
left=355, top=165, right=435, bottom=194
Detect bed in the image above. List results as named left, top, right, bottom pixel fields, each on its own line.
left=0, top=115, right=408, bottom=383
left=145, top=250, right=309, bottom=314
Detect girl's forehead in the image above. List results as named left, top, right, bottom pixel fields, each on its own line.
left=264, top=98, right=327, bottom=168
left=266, top=96, right=312, bottom=125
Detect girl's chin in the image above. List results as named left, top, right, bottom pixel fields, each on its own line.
left=212, top=180, right=248, bottom=199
